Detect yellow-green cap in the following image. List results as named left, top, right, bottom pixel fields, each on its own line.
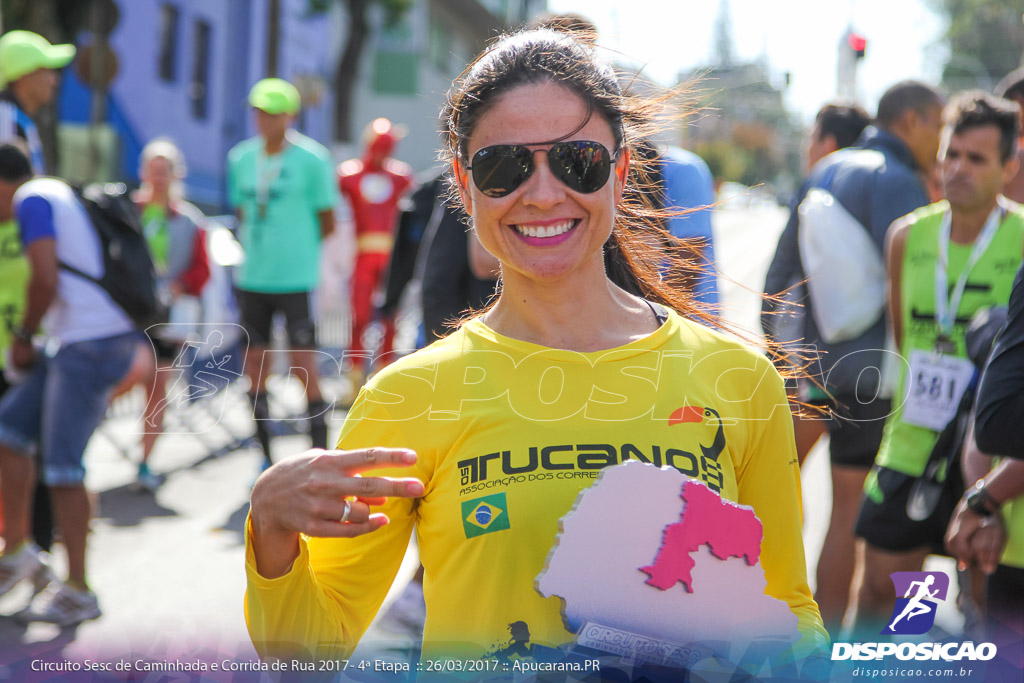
left=0, top=30, right=76, bottom=86
left=248, top=78, right=301, bottom=115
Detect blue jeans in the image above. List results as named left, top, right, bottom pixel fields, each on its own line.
left=0, top=332, right=136, bottom=485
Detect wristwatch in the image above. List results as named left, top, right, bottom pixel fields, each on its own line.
left=965, top=481, right=999, bottom=517
left=13, top=326, right=34, bottom=343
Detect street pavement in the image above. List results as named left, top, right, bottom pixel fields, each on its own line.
left=0, top=201, right=960, bottom=679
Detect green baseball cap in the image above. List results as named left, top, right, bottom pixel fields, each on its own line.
left=0, top=30, right=76, bottom=86
left=248, top=78, right=301, bottom=115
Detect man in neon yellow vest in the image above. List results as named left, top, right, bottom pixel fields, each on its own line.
left=0, top=217, right=28, bottom=388
left=0, top=29, right=76, bottom=367
left=853, top=91, right=1024, bottom=634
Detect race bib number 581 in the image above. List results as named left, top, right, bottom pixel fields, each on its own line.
left=901, top=350, right=974, bottom=432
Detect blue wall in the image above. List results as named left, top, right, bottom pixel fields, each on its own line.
left=59, top=0, right=337, bottom=210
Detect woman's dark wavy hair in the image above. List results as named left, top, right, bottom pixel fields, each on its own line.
left=439, top=28, right=818, bottom=409
left=440, top=28, right=721, bottom=331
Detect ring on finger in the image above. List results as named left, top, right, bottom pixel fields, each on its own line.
left=340, top=500, right=352, bottom=524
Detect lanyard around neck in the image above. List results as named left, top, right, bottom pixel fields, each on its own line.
left=254, top=131, right=294, bottom=213
left=255, top=151, right=285, bottom=211
left=934, top=198, right=1006, bottom=336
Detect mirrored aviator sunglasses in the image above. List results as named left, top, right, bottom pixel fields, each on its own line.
left=467, top=140, right=615, bottom=198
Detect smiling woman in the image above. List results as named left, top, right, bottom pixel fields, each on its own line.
left=244, top=28, right=828, bottom=667
left=452, top=79, right=627, bottom=319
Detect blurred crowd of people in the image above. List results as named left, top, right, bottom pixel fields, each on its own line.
left=762, top=71, right=1024, bottom=655
left=0, top=10, right=1020, bottom=677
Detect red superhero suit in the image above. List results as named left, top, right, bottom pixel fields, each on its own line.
left=338, top=118, right=412, bottom=366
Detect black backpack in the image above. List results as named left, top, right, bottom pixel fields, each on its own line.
left=60, top=183, right=168, bottom=329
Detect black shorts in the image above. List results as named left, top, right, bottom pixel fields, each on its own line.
left=854, top=465, right=962, bottom=554
left=148, top=335, right=181, bottom=362
left=236, top=290, right=317, bottom=348
left=805, top=391, right=891, bottom=468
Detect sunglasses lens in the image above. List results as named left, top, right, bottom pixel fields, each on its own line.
left=469, top=141, right=613, bottom=196
left=549, top=141, right=611, bottom=193
left=471, top=146, right=532, bottom=198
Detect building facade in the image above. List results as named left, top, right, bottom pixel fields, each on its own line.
left=57, top=0, right=545, bottom=210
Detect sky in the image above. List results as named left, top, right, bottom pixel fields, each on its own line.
left=546, top=0, right=949, bottom=124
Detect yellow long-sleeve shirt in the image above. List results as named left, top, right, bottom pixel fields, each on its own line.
left=245, top=310, right=828, bottom=661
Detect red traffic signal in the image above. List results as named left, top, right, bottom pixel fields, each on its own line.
left=848, top=32, right=867, bottom=59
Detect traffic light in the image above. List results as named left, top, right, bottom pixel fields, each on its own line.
left=848, top=31, right=867, bottom=60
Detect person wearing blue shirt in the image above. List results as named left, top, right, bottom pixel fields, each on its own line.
left=661, top=146, right=717, bottom=306
left=0, top=145, right=136, bottom=626
left=0, top=29, right=77, bottom=567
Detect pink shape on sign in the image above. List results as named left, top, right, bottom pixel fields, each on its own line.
left=640, top=479, right=762, bottom=592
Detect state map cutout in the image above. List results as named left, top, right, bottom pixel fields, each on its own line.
left=536, top=461, right=798, bottom=652
left=641, top=478, right=762, bottom=592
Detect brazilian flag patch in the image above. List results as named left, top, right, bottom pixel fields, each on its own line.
left=461, top=493, right=510, bottom=539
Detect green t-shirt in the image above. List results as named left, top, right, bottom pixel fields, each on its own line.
left=0, top=219, right=30, bottom=370
left=874, top=201, right=1024, bottom=477
left=141, top=203, right=169, bottom=273
left=227, top=131, right=337, bottom=292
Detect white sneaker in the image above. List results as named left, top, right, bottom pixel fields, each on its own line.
left=0, top=543, right=55, bottom=598
left=17, top=580, right=101, bottom=626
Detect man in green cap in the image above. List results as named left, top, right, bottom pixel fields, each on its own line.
left=227, top=78, right=337, bottom=468
left=0, top=28, right=76, bottom=378
left=0, top=30, right=75, bottom=174
left=0, top=29, right=75, bottom=557
left=0, top=29, right=75, bottom=359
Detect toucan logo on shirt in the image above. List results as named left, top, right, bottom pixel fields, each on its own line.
left=462, top=493, right=511, bottom=539
left=457, top=405, right=727, bottom=496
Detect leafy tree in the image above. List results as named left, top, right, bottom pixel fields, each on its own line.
left=928, top=0, right=1024, bottom=90
left=692, top=139, right=751, bottom=184
left=686, top=62, right=800, bottom=190
left=309, top=0, right=412, bottom=142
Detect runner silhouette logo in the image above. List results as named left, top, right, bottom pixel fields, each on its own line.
left=883, top=571, right=949, bottom=635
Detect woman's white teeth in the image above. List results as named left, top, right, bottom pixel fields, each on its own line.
left=515, top=220, right=574, bottom=238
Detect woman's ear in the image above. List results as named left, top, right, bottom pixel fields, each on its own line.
left=453, top=158, right=473, bottom=216
left=613, top=148, right=630, bottom=204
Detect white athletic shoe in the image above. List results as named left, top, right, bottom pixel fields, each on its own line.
left=17, top=580, right=102, bottom=626
left=0, top=542, right=55, bottom=598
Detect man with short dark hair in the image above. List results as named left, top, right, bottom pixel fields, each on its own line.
left=0, top=144, right=136, bottom=625
left=764, top=101, right=873, bottom=359
left=805, top=103, right=873, bottom=170
left=763, top=82, right=944, bottom=637
left=854, top=91, right=1024, bottom=633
